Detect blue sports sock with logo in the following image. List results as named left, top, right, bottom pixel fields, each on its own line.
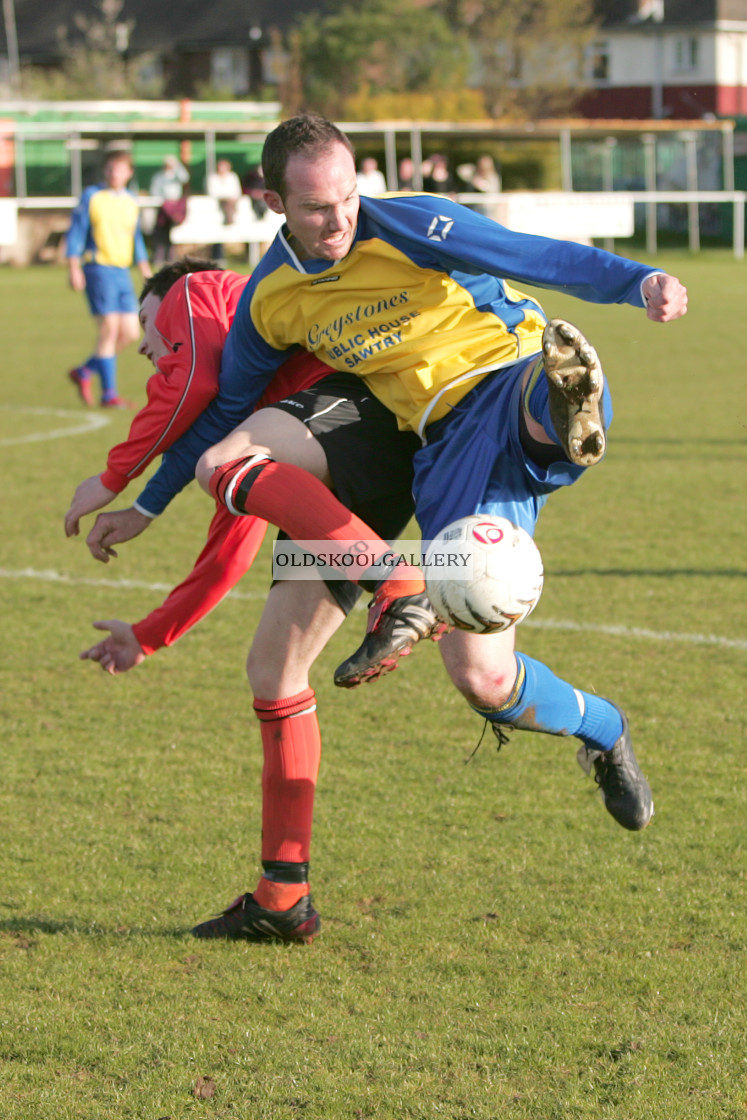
left=473, top=652, right=623, bottom=751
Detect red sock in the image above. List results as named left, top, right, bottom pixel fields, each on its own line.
left=209, top=457, right=424, bottom=593
left=254, top=688, right=320, bottom=869
left=253, top=878, right=310, bottom=911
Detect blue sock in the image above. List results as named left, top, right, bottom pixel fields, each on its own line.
left=84, top=356, right=104, bottom=394
left=77, top=355, right=97, bottom=380
left=94, top=356, right=117, bottom=400
left=474, top=652, right=623, bottom=751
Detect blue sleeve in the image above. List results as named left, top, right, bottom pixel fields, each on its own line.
left=66, top=188, right=94, bottom=258
left=361, top=195, right=656, bottom=309
left=134, top=432, right=204, bottom=516
left=133, top=208, right=149, bottom=264
left=133, top=385, right=251, bottom=515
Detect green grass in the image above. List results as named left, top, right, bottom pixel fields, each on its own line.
left=0, top=254, right=745, bottom=1119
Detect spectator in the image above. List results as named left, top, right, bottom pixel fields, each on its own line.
left=356, top=156, right=387, bottom=197
left=422, top=152, right=458, bottom=197
left=397, top=156, right=416, bottom=191
left=207, top=158, right=243, bottom=264
left=242, top=164, right=268, bottom=219
left=150, top=154, right=189, bottom=203
left=457, top=154, right=502, bottom=218
left=149, top=155, right=190, bottom=265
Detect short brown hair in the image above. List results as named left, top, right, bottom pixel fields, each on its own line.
left=262, top=114, right=355, bottom=198
left=104, top=149, right=133, bottom=170
left=140, top=256, right=223, bottom=302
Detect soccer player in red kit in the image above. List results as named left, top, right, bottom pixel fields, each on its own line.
left=66, top=258, right=425, bottom=942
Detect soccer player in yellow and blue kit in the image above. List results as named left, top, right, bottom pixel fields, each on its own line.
left=113, top=116, right=687, bottom=940
left=198, top=114, right=686, bottom=808
left=66, top=150, right=152, bottom=408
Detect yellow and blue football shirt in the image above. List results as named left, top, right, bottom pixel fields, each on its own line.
left=66, top=184, right=148, bottom=269
left=139, top=192, right=660, bottom=513
left=219, top=192, right=656, bottom=438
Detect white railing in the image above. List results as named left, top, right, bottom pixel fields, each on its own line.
left=3, top=190, right=746, bottom=261
left=454, top=190, right=747, bottom=258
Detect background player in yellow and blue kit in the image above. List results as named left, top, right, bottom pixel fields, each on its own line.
left=66, top=149, right=152, bottom=408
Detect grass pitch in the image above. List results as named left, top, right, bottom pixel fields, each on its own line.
left=0, top=254, right=745, bottom=1119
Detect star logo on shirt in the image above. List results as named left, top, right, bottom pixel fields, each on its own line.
left=427, top=215, right=454, bottom=241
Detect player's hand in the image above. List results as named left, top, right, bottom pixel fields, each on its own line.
left=80, top=619, right=146, bottom=675
left=86, top=506, right=152, bottom=563
left=65, top=474, right=117, bottom=537
left=642, top=273, right=688, bottom=322
left=68, top=260, right=86, bottom=292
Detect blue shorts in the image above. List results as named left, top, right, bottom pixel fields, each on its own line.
left=412, top=356, right=613, bottom=541
left=83, top=263, right=138, bottom=316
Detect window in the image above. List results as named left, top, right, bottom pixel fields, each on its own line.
left=673, top=36, right=699, bottom=73
left=586, top=41, right=610, bottom=82
left=211, top=48, right=249, bottom=96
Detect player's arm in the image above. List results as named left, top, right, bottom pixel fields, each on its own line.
left=131, top=420, right=217, bottom=523
left=64, top=355, right=217, bottom=537
left=371, top=194, right=686, bottom=317
left=68, top=403, right=207, bottom=546
left=65, top=189, right=92, bottom=290
left=68, top=276, right=230, bottom=537
left=101, top=342, right=221, bottom=493
left=132, top=505, right=267, bottom=653
left=80, top=505, right=268, bottom=672
left=65, top=474, right=118, bottom=537
left=133, top=214, right=152, bottom=278
left=67, top=340, right=231, bottom=537
left=83, top=353, right=282, bottom=561
left=129, top=342, right=292, bottom=523
left=84, top=443, right=193, bottom=564
left=67, top=256, right=86, bottom=293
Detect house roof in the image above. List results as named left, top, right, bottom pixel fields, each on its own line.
left=594, top=0, right=747, bottom=27
left=3, top=0, right=328, bottom=61
left=9, top=0, right=747, bottom=61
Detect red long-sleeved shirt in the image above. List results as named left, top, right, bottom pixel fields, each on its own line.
left=103, top=270, right=245, bottom=491
left=98, top=269, right=330, bottom=653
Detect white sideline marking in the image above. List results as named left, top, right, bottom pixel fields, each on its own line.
left=522, top=616, right=747, bottom=651
left=0, top=566, right=264, bottom=601
left=0, top=405, right=111, bottom=446
left=1, top=566, right=745, bottom=649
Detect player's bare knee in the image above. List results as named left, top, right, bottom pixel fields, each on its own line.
left=246, top=655, right=280, bottom=698
left=439, top=630, right=518, bottom=709
left=445, top=662, right=515, bottom=709
left=195, top=450, right=215, bottom=493
left=195, top=446, right=237, bottom=491
left=247, top=645, right=304, bottom=698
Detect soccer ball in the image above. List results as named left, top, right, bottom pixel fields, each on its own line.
left=424, top=515, right=544, bottom=633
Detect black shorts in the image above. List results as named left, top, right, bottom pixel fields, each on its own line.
left=269, top=372, right=420, bottom=615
